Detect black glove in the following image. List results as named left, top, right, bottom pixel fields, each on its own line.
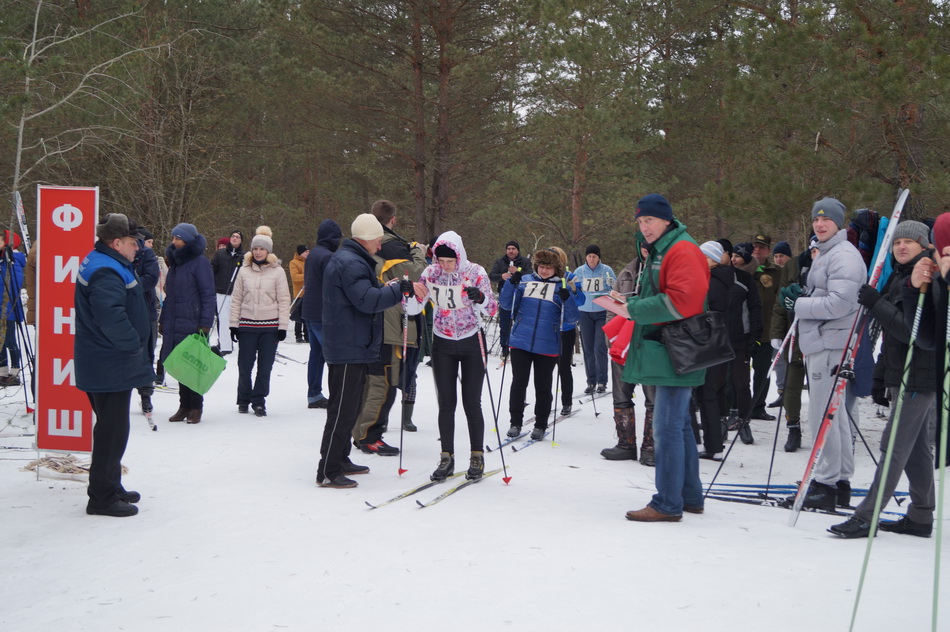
left=277, top=330, right=287, bottom=342
left=871, top=385, right=889, bottom=407
left=230, top=327, right=239, bottom=343
left=558, top=286, right=571, bottom=301
left=198, top=327, right=210, bottom=338
left=464, top=286, right=484, bottom=304
left=857, top=283, right=881, bottom=309
left=509, top=271, right=523, bottom=286
left=399, top=279, right=413, bottom=296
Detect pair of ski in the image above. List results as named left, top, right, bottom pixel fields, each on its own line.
left=706, top=489, right=904, bottom=518
left=510, top=409, right=578, bottom=451
left=366, top=468, right=502, bottom=509
left=485, top=408, right=578, bottom=453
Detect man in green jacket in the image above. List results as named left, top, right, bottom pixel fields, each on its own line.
left=623, top=194, right=711, bottom=523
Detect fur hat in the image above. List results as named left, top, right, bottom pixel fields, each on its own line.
left=250, top=225, right=273, bottom=252
left=351, top=213, right=383, bottom=241
left=532, top=249, right=563, bottom=277
left=99, top=214, right=145, bottom=243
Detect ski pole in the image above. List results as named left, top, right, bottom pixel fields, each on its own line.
left=933, top=282, right=950, bottom=632
left=397, top=274, right=410, bottom=476
left=477, top=327, right=510, bottom=483
left=850, top=280, right=928, bottom=631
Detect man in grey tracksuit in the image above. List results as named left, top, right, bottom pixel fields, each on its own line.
left=782, top=198, right=867, bottom=511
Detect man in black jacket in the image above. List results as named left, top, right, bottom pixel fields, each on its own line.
left=133, top=228, right=160, bottom=416
left=301, top=220, right=341, bottom=409
left=210, top=230, right=244, bottom=355
left=488, top=241, right=533, bottom=360
left=316, top=214, right=425, bottom=489
left=830, top=220, right=936, bottom=538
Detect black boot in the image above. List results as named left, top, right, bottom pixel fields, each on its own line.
left=738, top=420, right=754, bottom=445
left=431, top=452, right=454, bottom=481
left=402, top=403, right=417, bottom=432
left=801, top=481, right=837, bottom=512
left=836, top=480, right=852, bottom=507
left=141, top=394, right=153, bottom=414
left=767, top=391, right=785, bottom=408
left=784, top=424, right=801, bottom=452
left=466, top=451, right=485, bottom=480
left=639, top=409, right=655, bottom=466
left=601, top=408, right=638, bottom=461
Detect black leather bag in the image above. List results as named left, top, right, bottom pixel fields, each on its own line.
left=661, top=311, right=735, bottom=375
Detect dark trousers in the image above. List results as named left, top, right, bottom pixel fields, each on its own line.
left=697, top=361, right=728, bottom=453
left=294, top=320, right=306, bottom=340
left=179, top=383, right=203, bottom=410
left=0, top=321, right=21, bottom=369
left=306, top=320, right=326, bottom=402
left=137, top=321, right=158, bottom=397
left=433, top=334, right=486, bottom=453
left=318, top=363, right=368, bottom=482
left=725, top=344, right=752, bottom=417
left=509, top=348, right=558, bottom=429
left=499, top=308, right=513, bottom=355
left=86, top=390, right=132, bottom=508
left=236, top=329, right=279, bottom=407
left=751, top=342, right=774, bottom=413
left=558, top=328, right=576, bottom=407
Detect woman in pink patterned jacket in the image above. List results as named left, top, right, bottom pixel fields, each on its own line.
left=418, top=230, right=498, bottom=482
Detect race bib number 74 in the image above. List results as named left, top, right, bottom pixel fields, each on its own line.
left=524, top=281, right=556, bottom=302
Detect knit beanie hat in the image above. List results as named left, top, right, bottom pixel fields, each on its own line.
left=1, top=230, right=22, bottom=250
left=585, top=244, right=601, bottom=258
left=250, top=225, right=273, bottom=252
left=138, top=227, right=154, bottom=242
left=811, top=198, right=846, bottom=229
left=635, top=194, right=674, bottom=221
left=892, top=220, right=929, bottom=250
left=717, top=238, right=734, bottom=255
left=505, top=240, right=521, bottom=252
left=700, top=241, right=724, bottom=263
left=351, top=213, right=384, bottom=241
left=773, top=241, right=792, bottom=257
left=296, top=244, right=308, bottom=255
left=733, top=243, right=753, bottom=264
left=171, top=222, right=199, bottom=245
left=434, top=243, right=456, bottom=259
left=217, top=237, right=229, bottom=247
left=932, top=213, right=950, bottom=253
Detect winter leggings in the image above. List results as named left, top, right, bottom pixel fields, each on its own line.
left=508, top=348, right=558, bottom=429
left=432, top=334, right=486, bottom=454
left=557, top=328, right=576, bottom=407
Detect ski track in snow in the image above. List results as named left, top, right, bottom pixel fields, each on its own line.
left=0, top=335, right=945, bottom=631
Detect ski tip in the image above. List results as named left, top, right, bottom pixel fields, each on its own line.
left=502, top=476, right=512, bottom=485
left=415, top=500, right=426, bottom=508
left=364, top=501, right=377, bottom=509
left=152, top=426, right=158, bottom=431
left=398, top=468, right=408, bottom=476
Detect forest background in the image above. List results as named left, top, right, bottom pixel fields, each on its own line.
left=3, top=0, right=949, bottom=269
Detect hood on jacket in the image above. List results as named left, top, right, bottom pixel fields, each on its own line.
left=243, top=251, right=279, bottom=267
left=432, top=230, right=469, bottom=270
left=166, top=233, right=207, bottom=267
left=317, top=219, right=343, bottom=252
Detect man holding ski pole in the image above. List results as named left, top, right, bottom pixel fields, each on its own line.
left=779, top=198, right=867, bottom=511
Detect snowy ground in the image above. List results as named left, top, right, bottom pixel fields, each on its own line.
left=1, top=334, right=947, bottom=632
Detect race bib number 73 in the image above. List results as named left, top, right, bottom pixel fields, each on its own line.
left=428, top=283, right=465, bottom=310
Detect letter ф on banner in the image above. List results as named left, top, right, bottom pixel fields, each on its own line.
left=36, top=186, right=98, bottom=453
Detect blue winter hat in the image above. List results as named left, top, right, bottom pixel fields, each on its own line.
left=635, top=194, right=674, bottom=221
left=773, top=241, right=792, bottom=257
left=812, top=198, right=846, bottom=229
left=171, top=222, right=200, bottom=245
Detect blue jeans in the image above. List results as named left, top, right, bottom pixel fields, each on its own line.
left=306, top=320, right=326, bottom=403
left=578, top=310, right=607, bottom=385
left=650, top=385, right=704, bottom=515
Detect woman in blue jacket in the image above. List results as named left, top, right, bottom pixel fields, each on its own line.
left=159, top=223, right=216, bottom=424
left=0, top=231, right=26, bottom=387
left=500, top=249, right=579, bottom=440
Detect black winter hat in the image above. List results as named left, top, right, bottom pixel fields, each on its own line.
left=505, top=240, right=520, bottom=252
left=733, top=243, right=753, bottom=264
left=585, top=244, right=601, bottom=258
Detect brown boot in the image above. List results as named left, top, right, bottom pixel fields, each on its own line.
left=601, top=408, right=638, bottom=460
left=186, top=408, right=202, bottom=424
left=168, top=406, right=189, bottom=422
left=639, top=408, right=655, bottom=466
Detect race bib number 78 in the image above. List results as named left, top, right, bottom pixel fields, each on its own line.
left=582, top=277, right=604, bottom=293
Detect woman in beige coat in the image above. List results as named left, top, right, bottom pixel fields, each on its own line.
left=230, top=226, right=291, bottom=416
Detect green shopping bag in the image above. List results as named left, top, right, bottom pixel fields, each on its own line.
left=163, top=333, right=227, bottom=395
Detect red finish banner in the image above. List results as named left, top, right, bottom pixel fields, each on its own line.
left=35, top=186, right=97, bottom=452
